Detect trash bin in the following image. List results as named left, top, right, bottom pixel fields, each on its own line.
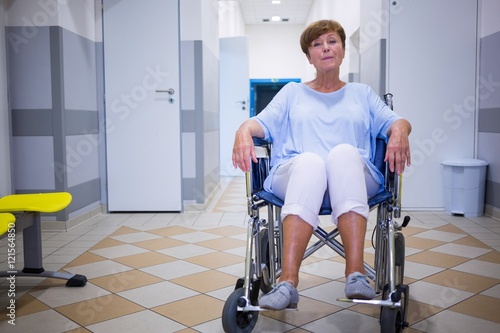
left=442, top=159, right=488, bottom=217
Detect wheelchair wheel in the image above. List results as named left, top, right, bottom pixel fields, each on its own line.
left=222, top=288, right=259, bottom=333
left=259, top=229, right=273, bottom=293
left=379, top=232, right=408, bottom=333
left=395, top=232, right=405, bottom=286
left=380, top=306, right=403, bottom=333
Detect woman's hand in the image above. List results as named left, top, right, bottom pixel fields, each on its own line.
left=385, top=119, right=412, bottom=174
left=232, top=120, right=264, bottom=172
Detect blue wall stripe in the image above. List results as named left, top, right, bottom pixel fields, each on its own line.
left=12, top=109, right=53, bottom=136
left=50, top=26, right=68, bottom=220
left=66, top=110, right=99, bottom=135
left=11, top=109, right=99, bottom=136
left=478, top=107, right=500, bottom=133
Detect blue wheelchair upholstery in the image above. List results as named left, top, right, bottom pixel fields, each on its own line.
left=251, top=138, right=394, bottom=214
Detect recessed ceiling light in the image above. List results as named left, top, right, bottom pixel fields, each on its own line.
left=271, top=15, right=281, bottom=21
left=272, top=1, right=281, bottom=4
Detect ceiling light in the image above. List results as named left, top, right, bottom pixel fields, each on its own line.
left=272, top=1, right=281, bottom=4
left=271, top=15, right=281, bottom=21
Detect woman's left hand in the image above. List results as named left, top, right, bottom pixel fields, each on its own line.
left=385, top=119, right=412, bottom=174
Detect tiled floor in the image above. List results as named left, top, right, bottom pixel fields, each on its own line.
left=1, top=176, right=500, bottom=333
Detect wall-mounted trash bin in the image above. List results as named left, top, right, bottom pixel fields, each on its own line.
left=442, top=159, right=488, bottom=217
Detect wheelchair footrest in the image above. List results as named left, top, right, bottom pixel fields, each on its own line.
left=337, top=298, right=401, bottom=308
left=237, top=305, right=298, bottom=312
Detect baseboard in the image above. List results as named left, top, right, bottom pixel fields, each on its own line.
left=485, top=204, right=500, bottom=222
left=184, top=182, right=222, bottom=212
left=41, top=205, right=105, bottom=232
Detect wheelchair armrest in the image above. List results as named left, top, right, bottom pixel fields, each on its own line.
left=253, top=137, right=270, bottom=147
left=248, top=138, right=271, bottom=195
left=373, top=138, right=387, bottom=176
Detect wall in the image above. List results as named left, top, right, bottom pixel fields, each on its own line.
left=180, top=0, right=220, bottom=207
left=246, top=24, right=306, bottom=80
left=245, top=1, right=362, bottom=82
left=4, top=0, right=102, bottom=227
left=358, top=0, right=387, bottom=96
left=231, top=0, right=497, bottom=217
left=219, top=0, right=245, bottom=38
left=1, top=0, right=219, bottom=223
left=387, top=0, right=478, bottom=210
left=0, top=0, right=11, bottom=197
left=478, top=0, right=500, bottom=219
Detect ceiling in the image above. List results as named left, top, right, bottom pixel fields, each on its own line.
left=221, top=0, right=314, bottom=25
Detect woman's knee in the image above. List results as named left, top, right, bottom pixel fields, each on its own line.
left=288, top=152, right=327, bottom=191
left=326, top=144, right=365, bottom=184
left=327, top=144, right=360, bottom=164
left=290, top=152, right=326, bottom=174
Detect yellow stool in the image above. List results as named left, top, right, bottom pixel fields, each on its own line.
left=0, top=193, right=87, bottom=287
left=0, top=213, right=16, bottom=236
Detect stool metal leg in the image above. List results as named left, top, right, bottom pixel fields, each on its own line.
left=0, top=212, right=87, bottom=287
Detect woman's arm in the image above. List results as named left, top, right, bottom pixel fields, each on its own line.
left=232, top=119, right=265, bottom=172
left=385, top=119, right=412, bottom=174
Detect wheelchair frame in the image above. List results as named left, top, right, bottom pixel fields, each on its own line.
left=222, top=94, right=411, bottom=333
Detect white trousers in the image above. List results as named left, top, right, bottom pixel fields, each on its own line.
left=268, top=144, right=381, bottom=229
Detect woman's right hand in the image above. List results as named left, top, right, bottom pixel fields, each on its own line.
left=232, top=120, right=263, bottom=172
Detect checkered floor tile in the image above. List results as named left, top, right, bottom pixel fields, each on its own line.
left=1, top=177, right=499, bottom=332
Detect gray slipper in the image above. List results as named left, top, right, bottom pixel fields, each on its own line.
left=259, top=281, right=299, bottom=310
left=345, top=272, right=376, bottom=300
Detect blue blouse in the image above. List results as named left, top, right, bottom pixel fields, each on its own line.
left=253, top=82, right=401, bottom=192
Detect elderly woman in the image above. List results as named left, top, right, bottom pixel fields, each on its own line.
left=232, top=20, right=411, bottom=310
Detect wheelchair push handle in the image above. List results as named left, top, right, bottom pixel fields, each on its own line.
left=384, top=93, right=394, bottom=110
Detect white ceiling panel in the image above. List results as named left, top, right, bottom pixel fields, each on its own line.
left=221, top=0, right=313, bottom=25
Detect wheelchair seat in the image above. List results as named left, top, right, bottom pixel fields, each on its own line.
left=252, top=137, right=395, bottom=214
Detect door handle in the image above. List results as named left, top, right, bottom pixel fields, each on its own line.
left=156, top=88, right=175, bottom=95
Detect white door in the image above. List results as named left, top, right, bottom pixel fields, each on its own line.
left=220, top=36, right=250, bottom=176
left=103, top=0, right=182, bottom=211
left=388, top=0, right=477, bottom=209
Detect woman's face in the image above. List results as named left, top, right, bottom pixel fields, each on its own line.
left=306, top=31, right=345, bottom=72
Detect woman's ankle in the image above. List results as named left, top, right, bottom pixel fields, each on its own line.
left=278, top=278, right=298, bottom=287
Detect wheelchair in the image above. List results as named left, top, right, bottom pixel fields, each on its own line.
left=222, top=93, right=411, bottom=333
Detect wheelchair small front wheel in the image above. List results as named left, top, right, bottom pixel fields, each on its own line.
left=222, top=288, right=259, bottom=333
left=380, top=306, right=403, bottom=333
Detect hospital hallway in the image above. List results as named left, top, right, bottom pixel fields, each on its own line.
left=1, top=177, right=500, bottom=332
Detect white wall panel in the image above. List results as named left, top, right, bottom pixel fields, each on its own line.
left=388, top=0, right=478, bottom=209
left=12, top=136, right=55, bottom=190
